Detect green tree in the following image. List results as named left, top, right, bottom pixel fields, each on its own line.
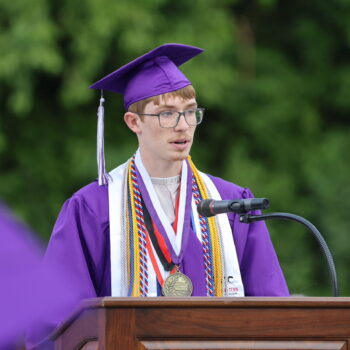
left=1, top=0, right=350, bottom=296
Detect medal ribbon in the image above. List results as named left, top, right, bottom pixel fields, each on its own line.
left=142, top=196, right=175, bottom=271
left=142, top=194, right=180, bottom=286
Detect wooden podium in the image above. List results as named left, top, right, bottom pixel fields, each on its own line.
left=51, top=297, right=350, bottom=350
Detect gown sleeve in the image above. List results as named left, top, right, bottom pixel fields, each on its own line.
left=209, top=175, right=289, bottom=296
left=26, top=189, right=110, bottom=349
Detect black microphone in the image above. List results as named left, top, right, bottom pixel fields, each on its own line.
left=197, top=198, right=270, bottom=217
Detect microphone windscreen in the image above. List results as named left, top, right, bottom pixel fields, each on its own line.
left=197, top=199, right=214, bottom=217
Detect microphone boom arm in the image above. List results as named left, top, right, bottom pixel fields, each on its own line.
left=240, top=212, right=339, bottom=297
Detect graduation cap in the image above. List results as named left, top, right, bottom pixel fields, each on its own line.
left=89, top=43, right=204, bottom=185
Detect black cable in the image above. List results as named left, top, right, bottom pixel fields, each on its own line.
left=240, top=212, right=339, bottom=297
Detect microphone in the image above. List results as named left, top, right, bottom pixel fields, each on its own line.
left=197, top=198, right=270, bottom=217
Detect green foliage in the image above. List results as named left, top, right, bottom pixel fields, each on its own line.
left=1, top=0, right=350, bottom=296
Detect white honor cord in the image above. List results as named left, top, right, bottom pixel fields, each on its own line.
left=108, top=162, right=128, bottom=296
left=108, top=161, right=158, bottom=296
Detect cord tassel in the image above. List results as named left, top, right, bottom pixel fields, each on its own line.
left=97, top=91, right=112, bottom=185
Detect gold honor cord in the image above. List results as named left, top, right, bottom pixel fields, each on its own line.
left=128, top=160, right=142, bottom=296
left=188, top=157, right=223, bottom=296
left=125, top=180, right=131, bottom=295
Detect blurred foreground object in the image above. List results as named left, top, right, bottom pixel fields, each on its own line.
left=0, top=202, right=79, bottom=350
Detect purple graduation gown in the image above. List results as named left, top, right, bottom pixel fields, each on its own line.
left=27, top=174, right=289, bottom=348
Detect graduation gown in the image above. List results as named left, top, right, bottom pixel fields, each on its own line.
left=27, top=174, right=289, bottom=348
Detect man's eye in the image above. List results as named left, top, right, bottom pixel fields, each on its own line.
left=161, top=111, right=176, bottom=118
left=186, top=109, right=196, bottom=115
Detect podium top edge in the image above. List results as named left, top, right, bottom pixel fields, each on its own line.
left=84, top=296, right=350, bottom=309
left=50, top=297, right=350, bottom=341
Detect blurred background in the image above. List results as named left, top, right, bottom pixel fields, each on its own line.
left=1, top=0, right=349, bottom=297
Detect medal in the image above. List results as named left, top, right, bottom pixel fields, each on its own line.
left=162, top=267, right=193, bottom=297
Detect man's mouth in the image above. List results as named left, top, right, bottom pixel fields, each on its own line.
left=170, top=139, right=190, bottom=145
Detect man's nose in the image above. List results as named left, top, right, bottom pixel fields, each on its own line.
left=174, top=113, right=190, bottom=130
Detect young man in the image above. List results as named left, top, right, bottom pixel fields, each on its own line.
left=28, top=43, right=288, bottom=348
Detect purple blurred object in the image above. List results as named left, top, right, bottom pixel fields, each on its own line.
left=0, top=202, right=80, bottom=350
left=90, top=43, right=203, bottom=110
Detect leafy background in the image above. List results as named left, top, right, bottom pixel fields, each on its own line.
left=1, top=0, right=350, bottom=296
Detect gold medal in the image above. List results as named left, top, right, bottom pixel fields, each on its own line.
left=162, top=270, right=193, bottom=297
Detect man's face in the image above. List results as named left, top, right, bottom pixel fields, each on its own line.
left=136, top=95, right=198, bottom=173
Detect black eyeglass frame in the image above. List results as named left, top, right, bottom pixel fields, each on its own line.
left=136, top=108, right=205, bottom=128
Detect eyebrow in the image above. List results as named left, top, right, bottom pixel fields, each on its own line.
left=157, top=102, right=198, bottom=110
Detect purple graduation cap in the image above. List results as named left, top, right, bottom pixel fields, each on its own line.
left=89, top=43, right=204, bottom=185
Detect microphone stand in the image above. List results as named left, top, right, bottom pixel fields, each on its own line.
left=240, top=212, right=339, bottom=297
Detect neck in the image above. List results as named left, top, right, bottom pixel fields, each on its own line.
left=139, top=151, right=183, bottom=178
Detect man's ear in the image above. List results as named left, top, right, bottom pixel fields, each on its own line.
left=124, top=112, right=142, bottom=134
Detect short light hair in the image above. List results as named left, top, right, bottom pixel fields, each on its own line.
left=128, top=85, right=196, bottom=114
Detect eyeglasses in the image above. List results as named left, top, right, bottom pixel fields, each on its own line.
left=136, top=108, right=205, bottom=128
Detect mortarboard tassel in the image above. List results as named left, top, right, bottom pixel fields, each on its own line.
left=97, top=91, right=112, bottom=185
